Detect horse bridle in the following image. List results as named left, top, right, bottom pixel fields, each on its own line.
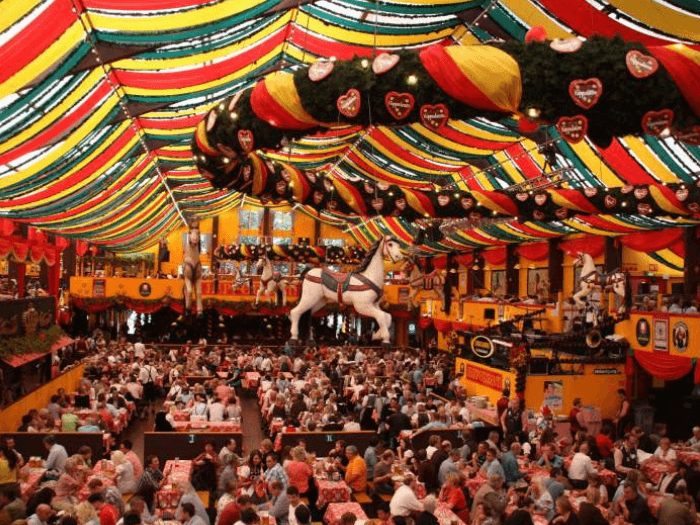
left=382, top=238, right=402, bottom=264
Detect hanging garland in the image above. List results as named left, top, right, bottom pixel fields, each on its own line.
left=191, top=36, right=700, bottom=222
left=214, top=243, right=366, bottom=264
left=0, top=325, right=65, bottom=359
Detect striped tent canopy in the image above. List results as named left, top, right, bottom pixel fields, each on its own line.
left=2, top=0, right=700, bottom=252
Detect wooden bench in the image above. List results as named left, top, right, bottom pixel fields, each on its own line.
left=352, top=492, right=373, bottom=504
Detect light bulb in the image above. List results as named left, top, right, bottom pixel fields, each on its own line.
left=526, top=107, right=541, bottom=119
left=407, top=75, right=418, bottom=85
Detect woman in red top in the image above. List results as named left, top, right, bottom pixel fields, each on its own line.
left=285, top=447, right=313, bottom=493
left=438, top=472, right=467, bottom=513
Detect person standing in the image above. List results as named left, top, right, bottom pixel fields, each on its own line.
left=613, top=389, right=632, bottom=439
left=569, top=398, right=586, bottom=440
left=501, top=398, right=525, bottom=442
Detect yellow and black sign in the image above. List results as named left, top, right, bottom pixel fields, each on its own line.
left=471, top=335, right=495, bottom=359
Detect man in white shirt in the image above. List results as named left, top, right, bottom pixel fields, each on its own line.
left=42, top=435, right=68, bottom=475
left=568, top=442, right=597, bottom=489
left=134, top=340, right=146, bottom=360
left=688, top=427, right=700, bottom=449
left=208, top=397, right=225, bottom=422
left=389, top=475, right=423, bottom=517
left=27, top=504, right=54, bottom=525
left=286, top=487, right=307, bottom=525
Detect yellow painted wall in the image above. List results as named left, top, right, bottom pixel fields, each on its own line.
left=0, top=364, right=86, bottom=432
left=455, top=358, right=624, bottom=419
left=617, top=311, right=700, bottom=357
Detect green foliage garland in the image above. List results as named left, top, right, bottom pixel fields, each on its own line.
left=0, top=325, right=65, bottom=359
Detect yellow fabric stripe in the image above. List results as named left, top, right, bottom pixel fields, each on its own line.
left=621, top=137, right=678, bottom=183
left=294, top=11, right=456, bottom=47
left=0, top=0, right=44, bottom=34
left=451, top=26, right=481, bottom=46
left=0, top=21, right=83, bottom=99
left=0, top=96, right=124, bottom=190
left=264, top=71, right=321, bottom=126
left=569, top=142, right=624, bottom=186
left=0, top=69, right=106, bottom=156
left=445, top=46, right=522, bottom=112
left=550, top=192, right=593, bottom=212
left=648, top=186, right=688, bottom=215
left=78, top=193, right=168, bottom=239
left=447, top=121, right=521, bottom=143
left=561, top=219, right=617, bottom=236
left=491, top=150, right=528, bottom=185
left=86, top=0, right=263, bottom=33
left=667, top=44, right=700, bottom=67
left=366, top=133, right=466, bottom=169
left=608, top=0, right=700, bottom=41
left=654, top=249, right=684, bottom=274
left=408, top=124, right=507, bottom=156
left=123, top=43, right=284, bottom=97
left=354, top=141, right=448, bottom=177
left=116, top=14, right=290, bottom=71
left=499, top=0, right=572, bottom=39
left=7, top=128, right=140, bottom=210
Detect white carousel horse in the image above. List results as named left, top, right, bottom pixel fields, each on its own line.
left=403, top=256, right=446, bottom=308
left=183, top=222, right=203, bottom=316
left=232, top=261, right=249, bottom=293
left=255, top=256, right=287, bottom=306
left=289, top=235, right=404, bottom=345
left=572, top=252, right=627, bottom=313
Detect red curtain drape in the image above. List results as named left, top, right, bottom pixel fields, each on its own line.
left=559, top=236, right=606, bottom=257
left=634, top=349, right=693, bottom=380
left=482, top=247, right=506, bottom=266
left=516, top=241, right=549, bottom=262
left=433, top=256, right=447, bottom=269
left=618, top=228, right=685, bottom=253
left=0, top=219, right=15, bottom=236
left=455, top=254, right=474, bottom=266
left=670, top=240, right=685, bottom=258
left=418, top=318, right=433, bottom=329
left=433, top=318, right=452, bottom=333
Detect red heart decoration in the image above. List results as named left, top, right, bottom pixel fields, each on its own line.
left=534, top=194, right=548, bottom=206
left=533, top=211, right=545, bottom=221
left=568, top=78, right=603, bottom=110
left=237, top=130, right=254, bottom=152
left=626, top=50, right=659, bottom=79
left=461, top=198, right=474, bottom=210
left=372, top=53, right=400, bottom=75
left=550, top=38, right=582, bottom=53
left=676, top=126, right=700, bottom=146
left=621, top=185, right=634, bottom=194
left=604, top=195, right=617, bottom=208
left=556, top=115, right=588, bottom=144
left=327, top=200, right=338, bottom=211
left=395, top=198, right=407, bottom=210
left=688, top=202, right=700, bottom=213
left=555, top=208, right=568, bottom=219
left=516, top=192, right=529, bottom=202
left=469, top=212, right=482, bottom=221
left=275, top=181, right=287, bottom=195
left=420, top=104, right=450, bottom=131
left=313, top=191, right=324, bottom=204
left=308, top=60, right=334, bottom=82
left=642, top=109, right=674, bottom=136
left=364, top=183, right=374, bottom=194
left=371, top=198, right=384, bottom=211
left=337, top=89, right=361, bottom=118
left=634, top=188, right=649, bottom=200
left=437, top=195, right=450, bottom=206
left=385, top=91, right=415, bottom=120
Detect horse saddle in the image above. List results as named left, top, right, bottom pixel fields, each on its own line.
left=308, top=268, right=382, bottom=303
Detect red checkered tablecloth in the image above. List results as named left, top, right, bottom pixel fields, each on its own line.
left=676, top=449, right=700, bottom=465
left=433, top=502, right=466, bottom=525
left=155, top=460, right=194, bottom=510
left=466, top=475, right=487, bottom=497
left=20, top=468, right=45, bottom=501
left=640, top=457, right=673, bottom=485
left=323, top=503, right=368, bottom=525
left=172, top=421, right=241, bottom=432
left=316, top=478, right=351, bottom=508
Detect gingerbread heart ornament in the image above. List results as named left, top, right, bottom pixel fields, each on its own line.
left=395, top=198, right=407, bottom=211
left=557, top=115, right=588, bottom=143
left=385, top=92, right=415, bottom=120
left=420, top=104, right=450, bottom=131
left=372, top=53, right=400, bottom=75
left=637, top=203, right=653, bottom=216
left=555, top=207, right=568, bottom=219
left=534, top=194, right=548, bottom=206
left=550, top=38, right=582, bottom=53
left=308, top=60, right=334, bottom=82
left=337, top=89, right=361, bottom=118
left=604, top=195, right=618, bottom=208
left=688, top=202, right=700, bottom=213
left=237, top=130, right=254, bottom=152
left=371, top=198, right=384, bottom=211
left=584, top=187, right=599, bottom=198
left=569, top=78, right=603, bottom=110
left=533, top=211, right=546, bottom=221
left=642, top=109, right=674, bottom=136
left=634, top=187, right=649, bottom=200
left=676, top=126, right=700, bottom=146
left=626, top=50, right=659, bottom=79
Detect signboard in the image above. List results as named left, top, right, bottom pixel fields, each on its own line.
left=471, top=335, right=495, bottom=358
left=92, top=279, right=106, bottom=298
left=398, top=287, right=410, bottom=304
left=543, top=380, right=564, bottom=411
left=653, top=318, right=668, bottom=352
left=139, top=282, right=152, bottom=297
left=672, top=321, right=689, bottom=353
left=464, top=363, right=502, bottom=391
left=636, top=318, right=650, bottom=347
left=593, top=368, right=620, bottom=375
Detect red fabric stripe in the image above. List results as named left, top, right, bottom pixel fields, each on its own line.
left=596, top=139, right=654, bottom=184
left=249, top=78, right=317, bottom=130
left=508, top=223, right=559, bottom=238
left=670, top=239, right=685, bottom=258
left=481, top=247, right=507, bottom=265
left=0, top=129, right=136, bottom=207
left=559, top=236, right=605, bottom=257
left=649, top=46, right=700, bottom=119
left=578, top=215, right=638, bottom=233
left=0, top=1, right=75, bottom=84
left=371, top=130, right=463, bottom=171
left=138, top=113, right=203, bottom=130
left=508, top=143, right=545, bottom=180
left=618, top=228, right=684, bottom=252
left=345, top=153, right=432, bottom=188
left=471, top=189, right=520, bottom=216
left=0, top=81, right=113, bottom=166
left=419, top=45, right=503, bottom=112
left=516, top=241, right=549, bottom=261
left=83, top=0, right=215, bottom=9
left=537, top=0, right=692, bottom=47
left=556, top=189, right=601, bottom=214
left=114, top=31, right=285, bottom=90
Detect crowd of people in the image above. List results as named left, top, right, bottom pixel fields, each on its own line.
left=1, top=340, right=700, bottom=525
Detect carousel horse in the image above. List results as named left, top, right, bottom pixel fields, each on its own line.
left=183, top=222, right=203, bottom=317
left=289, top=235, right=404, bottom=345
left=255, top=256, right=286, bottom=306
left=572, top=252, right=628, bottom=313
left=403, top=256, right=446, bottom=308
left=232, top=261, right=249, bottom=293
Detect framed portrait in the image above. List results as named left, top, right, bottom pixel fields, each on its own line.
left=653, top=317, right=669, bottom=352
left=527, top=268, right=549, bottom=297
left=490, top=270, right=506, bottom=296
